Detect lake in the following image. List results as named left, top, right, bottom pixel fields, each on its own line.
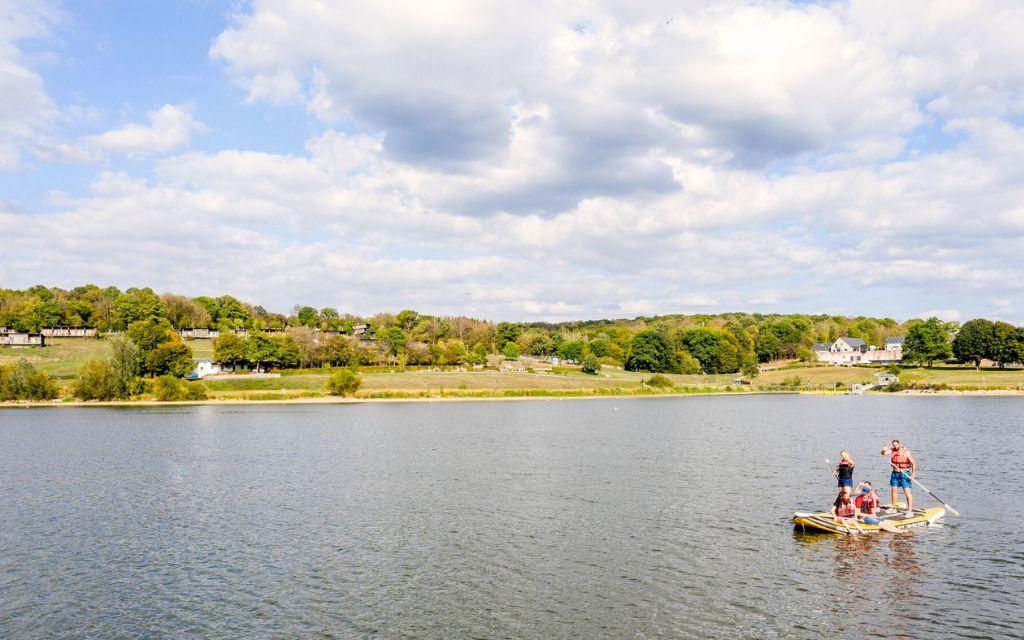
left=1, top=396, right=1021, bottom=638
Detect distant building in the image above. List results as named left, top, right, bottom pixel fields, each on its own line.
left=874, top=371, right=899, bottom=386
left=179, top=327, right=221, bottom=339
left=814, top=336, right=903, bottom=366
left=884, top=336, right=905, bottom=352
left=41, top=326, right=98, bottom=338
left=0, top=332, right=45, bottom=347
left=500, top=358, right=527, bottom=372
left=233, top=329, right=249, bottom=338
left=191, top=359, right=223, bottom=378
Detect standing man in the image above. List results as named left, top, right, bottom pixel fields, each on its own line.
left=881, top=439, right=916, bottom=516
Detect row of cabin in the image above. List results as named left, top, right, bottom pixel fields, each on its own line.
left=178, top=323, right=375, bottom=342
left=812, top=336, right=904, bottom=365
left=0, top=331, right=45, bottom=347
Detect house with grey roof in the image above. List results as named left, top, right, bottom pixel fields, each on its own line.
left=815, top=336, right=904, bottom=366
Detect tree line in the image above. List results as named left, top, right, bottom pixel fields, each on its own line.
left=5, top=285, right=1024, bottom=382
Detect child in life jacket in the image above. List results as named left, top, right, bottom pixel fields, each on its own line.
left=831, top=489, right=861, bottom=528
left=835, top=450, right=855, bottom=489
left=854, top=482, right=882, bottom=525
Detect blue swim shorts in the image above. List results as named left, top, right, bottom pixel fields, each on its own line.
left=838, top=476, right=853, bottom=488
left=890, top=470, right=913, bottom=489
left=863, top=516, right=881, bottom=525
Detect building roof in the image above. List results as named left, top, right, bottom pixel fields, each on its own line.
left=812, top=343, right=831, bottom=351
left=885, top=336, right=905, bottom=345
left=838, top=337, right=867, bottom=346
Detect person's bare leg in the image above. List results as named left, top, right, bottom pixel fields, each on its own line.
left=890, top=486, right=898, bottom=508
left=905, top=488, right=913, bottom=512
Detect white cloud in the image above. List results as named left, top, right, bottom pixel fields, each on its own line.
left=0, top=1, right=61, bottom=168
left=83, top=103, right=207, bottom=156
left=920, top=309, right=962, bottom=322
left=5, top=1, right=1024, bottom=321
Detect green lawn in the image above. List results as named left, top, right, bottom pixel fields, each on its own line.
left=901, top=365, right=1024, bottom=387
left=0, top=338, right=111, bottom=379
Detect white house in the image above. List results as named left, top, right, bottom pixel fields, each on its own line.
left=191, top=359, right=223, bottom=378
left=815, top=337, right=904, bottom=366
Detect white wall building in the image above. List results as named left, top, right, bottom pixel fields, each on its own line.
left=814, top=337, right=904, bottom=366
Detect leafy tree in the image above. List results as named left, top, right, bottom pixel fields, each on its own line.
left=213, top=332, right=249, bottom=370
left=990, top=322, right=1024, bottom=367
left=625, top=330, right=675, bottom=372
left=108, top=336, right=142, bottom=397
left=580, top=354, right=601, bottom=374
left=502, top=342, right=520, bottom=359
left=114, top=288, right=165, bottom=328
left=0, top=359, right=58, bottom=401
left=952, top=319, right=995, bottom=366
left=246, top=333, right=280, bottom=372
left=496, top=322, right=522, bottom=350
left=677, top=328, right=742, bottom=374
left=73, top=359, right=119, bottom=400
left=296, top=305, right=319, bottom=327
left=147, top=341, right=194, bottom=377
left=380, top=326, right=408, bottom=357
left=320, top=307, right=340, bottom=321
left=677, top=351, right=702, bottom=374
left=322, top=335, right=354, bottom=367
left=588, top=336, right=609, bottom=358
left=903, top=318, right=953, bottom=367
left=326, top=369, right=362, bottom=396
left=215, top=295, right=251, bottom=327
left=557, top=340, right=586, bottom=363
left=161, top=294, right=212, bottom=328
left=275, top=336, right=301, bottom=368
left=126, top=319, right=174, bottom=353
left=395, top=309, right=419, bottom=331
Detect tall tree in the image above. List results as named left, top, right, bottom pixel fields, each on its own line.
left=952, top=318, right=995, bottom=366
left=213, top=332, right=249, bottom=370
left=903, top=318, right=953, bottom=367
left=625, top=330, right=675, bottom=372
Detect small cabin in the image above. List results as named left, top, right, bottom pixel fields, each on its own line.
left=0, top=332, right=45, bottom=347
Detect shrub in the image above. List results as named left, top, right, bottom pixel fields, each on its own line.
left=184, top=382, right=208, bottom=401
left=152, top=375, right=188, bottom=401
left=645, top=374, right=673, bottom=388
left=782, top=375, right=802, bottom=388
left=326, top=369, right=362, bottom=396
left=0, top=359, right=59, bottom=401
left=73, top=359, right=119, bottom=400
left=581, top=354, right=601, bottom=374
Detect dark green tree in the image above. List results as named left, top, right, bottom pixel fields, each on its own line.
left=952, top=318, right=995, bottom=366
left=903, top=318, right=953, bottom=367
left=625, top=330, right=675, bottom=372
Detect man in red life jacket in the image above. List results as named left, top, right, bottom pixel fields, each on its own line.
left=881, top=439, right=917, bottom=516
left=854, top=481, right=882, bottom=524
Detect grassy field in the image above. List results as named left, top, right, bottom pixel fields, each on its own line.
left=0, top=338, right=110, bottom=379
left=0, top=337, right=214, bottom=380
left=6, top=336, right=1024, bottom=398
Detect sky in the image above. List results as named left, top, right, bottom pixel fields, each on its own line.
left=2, top=0, right=1024, bottom=322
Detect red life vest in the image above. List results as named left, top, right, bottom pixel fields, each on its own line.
left=855, top=492, right=878, bottom=513
left=836, top=502, right=855, bottom=518
left=891, top=448, right=912, bottom=469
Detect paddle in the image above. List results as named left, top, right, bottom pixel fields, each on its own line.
left=892, top=464, right=961, bottom=516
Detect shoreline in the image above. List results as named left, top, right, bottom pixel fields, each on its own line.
left=3, top=388, right=1023, bottom=409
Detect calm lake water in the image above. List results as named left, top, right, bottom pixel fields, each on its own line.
left=1, top=396, right=1021, bottom=638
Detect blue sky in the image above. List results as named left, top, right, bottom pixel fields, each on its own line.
left=2, top=1, right=1024, bottom=322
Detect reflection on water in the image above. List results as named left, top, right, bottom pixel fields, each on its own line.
left=1, top=397, right=1022, bottom=639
